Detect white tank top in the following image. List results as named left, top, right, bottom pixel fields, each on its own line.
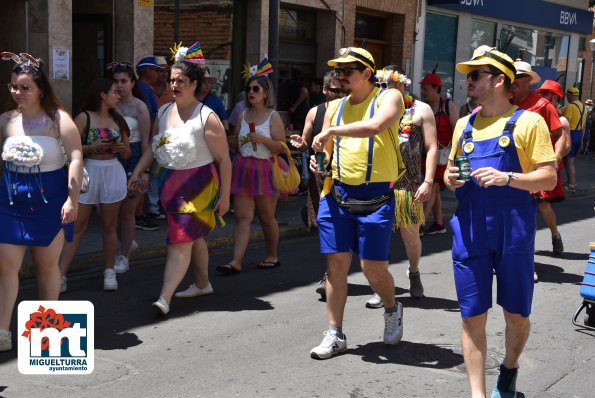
left=153, top=102, right=214, bottom=170
left=124, top=116, right=141, bottom=143
left=3, top=135, right=65, bottom=172
left=238, top=111, right=274, bottom=159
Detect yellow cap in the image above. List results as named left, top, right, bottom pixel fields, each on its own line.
left=328, top=47, right=375, bottom=72
left=456, top=45, right=516, bottom=82
left=566, top=87, right=580, bottom=96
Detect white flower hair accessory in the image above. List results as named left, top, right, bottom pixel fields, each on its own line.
left=375, top=68, right=411, bottom=86
left=170, top=41, right=205, bottom=64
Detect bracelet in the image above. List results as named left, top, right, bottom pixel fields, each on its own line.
left=423, top=180, right=433, bottom=185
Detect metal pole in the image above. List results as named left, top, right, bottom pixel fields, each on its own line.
left=268, top=0, right=279, bottom=96
left=590, top=51, right=595, bottom=100
left=174, top=0, right=180, bottom=43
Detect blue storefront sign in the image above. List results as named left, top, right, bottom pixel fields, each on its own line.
left=428, top=0, right=593, bottom=34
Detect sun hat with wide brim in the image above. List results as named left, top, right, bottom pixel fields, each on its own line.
left=456, top=45, right=516, bottom=82
left=327, top=47, right=375, bottom=72
left=513, top=60, right=541, bottom=85
left=203, top=70, right=217, bottom=83
left=535, top=80, right=563, bottom=98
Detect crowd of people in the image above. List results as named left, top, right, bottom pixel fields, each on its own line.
left=0, top=41, right=589, bottom=397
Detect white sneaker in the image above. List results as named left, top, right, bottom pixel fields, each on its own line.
left=114, top=255, right=129, bottom=274
left=152, top=296, right=169, bottom=315
left=310, top=331, right=347, bottom=359
left=59, top=276, right=67, bottom=294
left=174, top=282, right=214, bottom=298
left=118, top=240, right=138, bottom=256
left=365, top=292, right=384, bottom=309
left=103, top=268, right=118, bottom=291
left=0, top=330, right=12, bottom=352
left=383, top=302, right=403, bottom=345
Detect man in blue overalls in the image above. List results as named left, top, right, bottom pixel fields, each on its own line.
left=445, top=46, right=557, bottom=398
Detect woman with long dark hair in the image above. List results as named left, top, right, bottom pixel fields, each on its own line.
left=0, top=52, right=83, bottom=352
left=58, top=78, right=131, bottom=292
left=109, top=62, right=151, bottom=275
left=128, top=44, right=231, bottom=315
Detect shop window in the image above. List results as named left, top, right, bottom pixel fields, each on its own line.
left=280, top=8, right=315, bottom=42
left=501, top=25, right=569, bottom=89
left=470, top=19, right=496, bottom=56
left=355, top=14, right=387, bottom=41
left=423, top=12, right=458, bottom=94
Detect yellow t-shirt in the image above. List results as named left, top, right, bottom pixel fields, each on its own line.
left=563, top=100, right=587, bottom=131
left=327, top=87, right=405, bottom=185
left=448, top=106, right=555, bottom=174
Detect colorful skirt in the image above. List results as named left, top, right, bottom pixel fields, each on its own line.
left=158, top=162, right=224, bottom=245
left=394, top=189, right=425, bottom=229
left=0, top=167, right=73, bottom=246
left=231, top=154, right=278, bottom=197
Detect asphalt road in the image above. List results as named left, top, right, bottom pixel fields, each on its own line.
left=1, top=191, right=594, bottom=398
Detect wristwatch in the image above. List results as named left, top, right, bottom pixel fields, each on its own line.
left=506, top=172, right=518, bottom=186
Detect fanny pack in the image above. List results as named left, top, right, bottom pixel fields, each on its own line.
left=331, top=183, right=393, bottom=215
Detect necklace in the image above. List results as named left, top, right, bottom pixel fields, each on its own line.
left=19, top=112, right=49, bottom=131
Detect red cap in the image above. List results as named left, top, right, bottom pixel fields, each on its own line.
left=535, top=80, right=563, bottom=98
left=420, top=72, right=443, bottom=87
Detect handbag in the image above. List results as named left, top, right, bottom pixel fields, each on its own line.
left=271, top=141, right=301, bottom=194
left=437, top=144, right=451, bottom=166
left=54, top=112, right=90, bottom=193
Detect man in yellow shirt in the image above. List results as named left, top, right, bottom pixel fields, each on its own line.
left=562, top=87, right=586, bottom=191
left=309, top=47, right=405, bottom=359
left=445, top=45, right=556, bottom=397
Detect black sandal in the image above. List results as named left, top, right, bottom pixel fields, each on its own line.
left=216, top=263, right=241, bottom=275
left=256, top=261, right=281, bottom=269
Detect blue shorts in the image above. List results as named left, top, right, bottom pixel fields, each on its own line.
left=450, top=203, right=536, bottom=318
left=120, top=142, right=142, bottom=178
left=317, top=182, right=395, bottom=261
left=566, top=130, right=583, bottom=158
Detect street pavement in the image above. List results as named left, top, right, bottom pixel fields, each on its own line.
left=1, top=156, right=595, bottom=397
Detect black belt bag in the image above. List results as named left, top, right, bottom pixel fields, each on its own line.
left=331, top=183, right=393, bottom=215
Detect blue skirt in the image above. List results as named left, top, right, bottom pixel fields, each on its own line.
left=0, top=167, right=74, bottom=246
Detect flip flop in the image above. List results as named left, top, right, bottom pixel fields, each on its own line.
left=216, top=263, right=241, bottom=275
left=256, top=260, right=281, bottom=269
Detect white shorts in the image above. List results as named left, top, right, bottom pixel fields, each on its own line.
left=79, top=158, right=127, bottom=205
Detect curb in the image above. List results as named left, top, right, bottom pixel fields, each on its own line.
left=18, top=224, right=311, bottom=281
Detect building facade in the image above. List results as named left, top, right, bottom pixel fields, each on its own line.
left=416, top=0, right=594, bottom=104
left=0, top=0, right=154, bottom=113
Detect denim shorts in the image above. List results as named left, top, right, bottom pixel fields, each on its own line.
left=120, top=142, right=142, bottom=178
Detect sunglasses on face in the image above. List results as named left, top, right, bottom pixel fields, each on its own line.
left=7, top=83, right=32, bottom=93
left=327, top=87, right=344, bottom=94
left=374, top=82, right=388, bottom=89
left=466, top=69, right=498, bottom=81
left=334, top=66, right=363, bottom=77
left=246, top=85, right=262, bottom=93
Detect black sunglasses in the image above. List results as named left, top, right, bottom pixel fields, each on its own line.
left=327, top=87, right=344, bottom=94
left=106, top=61, right=133, bottom=71
left=334, top=65, right=364, bottom=77
left=246, top=85, right=262, bottom=93
left=374, top=82, right=388, bottom=89
left=466, top=69, right=499, bottom=81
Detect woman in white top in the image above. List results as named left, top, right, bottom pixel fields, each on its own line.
left=129, top=59, right=231, bottom=315
left=0, top=53, right=83, bottom=352
left=110, top=62, right=151, bottom=275
left=218, top=75, right=285, bottom=274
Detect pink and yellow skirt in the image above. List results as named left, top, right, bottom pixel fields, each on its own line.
left=231, top=154, right=279, bottom=197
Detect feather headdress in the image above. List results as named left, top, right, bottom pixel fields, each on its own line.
left=375, top=68, right=411, bottom=86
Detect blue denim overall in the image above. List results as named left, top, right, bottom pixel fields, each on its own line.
left=450, top=108, right=536, bottom=318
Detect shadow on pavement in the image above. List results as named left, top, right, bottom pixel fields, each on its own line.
left=534, top=250, right=589, bottom=261
left=534, top=262, right=583, bottom=284
left=349, top=340, right=464, bottom=369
